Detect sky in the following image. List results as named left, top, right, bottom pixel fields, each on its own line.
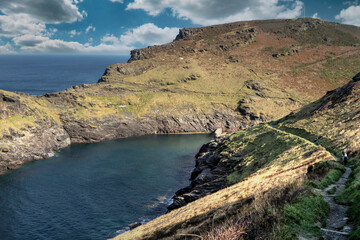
left=0, top=0, right=359, bottom=55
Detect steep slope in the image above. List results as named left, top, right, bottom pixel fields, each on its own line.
left=113, top=124, right=335, bottom=240
left=114, top=72, right=360, bottom=240
left=275, top=72, right=360, bottom=155
left=1, top=18, right=360, bottom=172
left=274, top=72, right=360, bottom=239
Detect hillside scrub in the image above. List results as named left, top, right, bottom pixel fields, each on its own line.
left=272, top=189, right=329, bottom=240
left=201, top=160, right=343, bottom=240
left=271, top=160, right=348, bottom=239
left=335, top=158, right=360, bottom=239
left=306, top=161, right=346, bottom=189
left=216, top=124, right=319, bottom=185
left=115, top=125, right=335, bottom=240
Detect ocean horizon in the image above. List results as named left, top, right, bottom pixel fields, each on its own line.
left=0, top=54, right=129, bottom=95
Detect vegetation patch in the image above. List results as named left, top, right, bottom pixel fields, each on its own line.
left=335, top=158, right=360, bottom=240
left=281, top=19, right=360, bottom=47
left=219, top=124, right=317, bottom=185
left=307, top=161, right=345, bottom=189
left=327, top=186, right=337, bottom=195
left=272, top=189, right=329, bottom=239
left=317, top=54, right=360, bottom=83
left=0, top=115, right=36, bottom=137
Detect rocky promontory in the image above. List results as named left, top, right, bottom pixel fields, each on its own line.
left=1, top=18, right=360, bottom=175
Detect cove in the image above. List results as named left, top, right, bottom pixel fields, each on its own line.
left=0, top=134, right=212, bottom=240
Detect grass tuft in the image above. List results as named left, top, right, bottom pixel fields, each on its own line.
left=272, top=188, right=329, bottom=239
left=306, top=161, right=345, bottom=189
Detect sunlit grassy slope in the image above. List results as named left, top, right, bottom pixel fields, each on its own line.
left=114, top=124, right=334, bottom=240
left=1, top=18, right=360, bottom=141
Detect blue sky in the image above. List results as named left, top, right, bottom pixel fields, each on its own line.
left=0, top=0, right=359, bottom=55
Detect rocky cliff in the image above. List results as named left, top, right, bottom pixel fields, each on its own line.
left=1, top=18, right=360, bottom=174
left=113, top=71, right=360, bottom=240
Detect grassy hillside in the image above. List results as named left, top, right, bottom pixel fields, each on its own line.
left=1, top=18, right=359, bottom=239
left=1, top=18, right=360, bottom=141
left=274, top=73, right=360, bottom=239
left=274, top=73, right=360, bottom=157
left=114, top=124, right=335, bottom=240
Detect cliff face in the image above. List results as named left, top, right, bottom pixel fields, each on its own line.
left=1, top=18, right=360, bottom=173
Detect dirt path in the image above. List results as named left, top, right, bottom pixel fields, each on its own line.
left=267, top=124, right=353, bottom=240
left=316, top=166, right=352, bottom=240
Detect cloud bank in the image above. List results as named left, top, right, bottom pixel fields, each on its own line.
left=126, top=0, right=304, bottom=25
left=335, top=5, right=360, bottom=26
left=0, top=0, right=179, bottom=54
left=0, top=0, right=307, bottom=54
left=8, top=23, right=179, bottom=54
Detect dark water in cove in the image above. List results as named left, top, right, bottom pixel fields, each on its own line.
left=0, top=55, right=129, bottom=95
left=0, top=55, right=213, bottom=239
left=0, top=134, right=212, bottom=239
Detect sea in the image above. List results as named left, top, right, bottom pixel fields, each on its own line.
left=0, top=55, right=129, bottom=95
left=0, top=55, right=212, bottom=239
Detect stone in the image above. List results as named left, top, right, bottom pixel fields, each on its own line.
left=214, top=128, right=223, bottom=137
left=352, top=72, right=360, bottom=82
left=128, top=222, right=142, bottom=230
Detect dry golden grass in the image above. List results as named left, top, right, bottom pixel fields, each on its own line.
left=276, top=79, right=360, bottom=156
left=113, top=126, right=335, bottom=240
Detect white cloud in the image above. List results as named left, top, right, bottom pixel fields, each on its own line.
left=85, top=25, right=96, bottom=33
left=0, top=0, right=85, bottom=24
left=335, top=5, right=360, bottom=26
left=101, top=34, right=120, bottom=44
left=109, top=0, right=124, bottom=3
left=10, top=23, right=179, bottom=55
left=126, top=0, right=304, bottom=25
left=119, top=23, right=179, bottom=46
left=0, top=42, right=16, bottom=54
left=0, top=0, right=90, bottom=54
left=0, top=14, right=46, bottom=37
left=312, top=13, right=319, bottom=19
left=69, top=30, right=81, bottom=38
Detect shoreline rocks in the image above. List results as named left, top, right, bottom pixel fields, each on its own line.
left=0, top=106, right=259, bottom=174
left=167, top=135, right=230, bottom=211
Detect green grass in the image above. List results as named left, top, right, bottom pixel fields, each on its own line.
left=335, top=158, right=360, bottom=240
left=307, top=161, right=345, bottom=189
left=327, top=186, right=337, bottom=195
left=317, top=54, right=360, bottom=83
left=272, top=189, right=329, bottom=239
left=278, top=126, right=342, bottom=157
left=283, top=20, right=360, bottom=47
left=218, top=124, right=318, bottom=185
left=272, top=159, right=351, bottom=239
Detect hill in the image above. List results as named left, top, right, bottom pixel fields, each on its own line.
left=1, top=17, right=360, bottom=239
left=113, top=73, right=360, bottom=240
left=1, top=18, right=360, bottom=172
left=114, top=124, right=336, bottom=240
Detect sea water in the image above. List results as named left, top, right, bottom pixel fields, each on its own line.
left=0, top=55, right=213, bottom=239
left=0, top=133, right=211, bottom=240
left=0, top=55, right=128, bottom=95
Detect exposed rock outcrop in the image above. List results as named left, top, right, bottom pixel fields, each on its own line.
left=167, top=137, right=226, bottom=211
left=0, top=125, right=70, bottom=172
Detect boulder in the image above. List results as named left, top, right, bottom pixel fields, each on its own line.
left=353, top=72, right=360, bottom=82
left=214, top=128, right=223, bottom=137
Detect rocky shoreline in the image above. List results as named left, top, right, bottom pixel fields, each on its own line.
left=167, top=135, right=229, bottom=211
left=0, top=101, right=261, bottom=174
